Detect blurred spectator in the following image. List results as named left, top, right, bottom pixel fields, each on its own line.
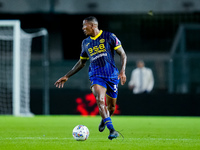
left=128, top=60, right=154, bottom=94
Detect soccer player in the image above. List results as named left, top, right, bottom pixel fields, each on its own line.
left=54, top=16, right=127, bottom=140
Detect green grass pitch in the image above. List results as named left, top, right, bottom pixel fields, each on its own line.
left=0, top=115, right=200, bottom=150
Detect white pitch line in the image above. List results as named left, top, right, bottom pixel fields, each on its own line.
left=0, top=137, right=72, bottom=140
left=0, top=137, right=200, bottom=141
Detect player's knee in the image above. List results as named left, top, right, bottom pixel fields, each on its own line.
left=95, top=94, right=104, bottom=102
left=95, top=95, right=104, bottom=106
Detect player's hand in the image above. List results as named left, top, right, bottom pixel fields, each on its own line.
left=118, top=71, right=126, bottom=85
left=54, top=76, right=68, bottom=88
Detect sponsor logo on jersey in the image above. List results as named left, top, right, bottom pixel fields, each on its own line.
left=100, top=39, right=105, bottom=43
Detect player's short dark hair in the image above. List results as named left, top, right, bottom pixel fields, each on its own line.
left=84, top=16, right=98, bottom=24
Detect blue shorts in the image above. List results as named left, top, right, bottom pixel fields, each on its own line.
left=90, top=77, right=119, bottom=99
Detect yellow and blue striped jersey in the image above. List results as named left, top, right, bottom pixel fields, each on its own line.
left=80, top=30, right=122, bottom=79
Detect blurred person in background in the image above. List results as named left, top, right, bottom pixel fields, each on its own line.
left=54, top=16, right=127, bottom=140
left=128, top=60, right=154, bottom=94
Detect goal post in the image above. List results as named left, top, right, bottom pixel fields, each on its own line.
left=12, top=20, right=21, bottom=116
left=0, top=20, right=49, bottom=116
left=0, top=20, right=21, bottom=116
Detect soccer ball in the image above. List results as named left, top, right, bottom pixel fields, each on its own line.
left=72, top=125, right=89, bottom=141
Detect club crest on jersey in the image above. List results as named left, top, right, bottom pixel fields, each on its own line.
left=100, top=39, right=105, bottom=43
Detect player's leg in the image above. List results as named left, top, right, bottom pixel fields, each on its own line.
left=89, top=77, right=110, bottom=132
left=91, top=84, right=109, bottom=119
left=99, top=95, right=116, bottom=132
left=106, top=95, right=119, bottom=140
left=92, top=84, right=117, bottom=139
left=106, top=95, right=117, bottom=116
left=105, top=79, right=119, bottom=140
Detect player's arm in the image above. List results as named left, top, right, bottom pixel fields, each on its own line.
left=116, top=46, right=127, bottom=85
left=54, top=59, right=87, bottom=88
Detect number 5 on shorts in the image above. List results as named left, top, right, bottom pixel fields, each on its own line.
left=114, top=85, right=118, bottom=93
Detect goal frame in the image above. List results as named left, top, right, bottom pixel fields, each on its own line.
left=0, top=20, right=21, bottom=116
left=0, top=20, right=50, bottom=116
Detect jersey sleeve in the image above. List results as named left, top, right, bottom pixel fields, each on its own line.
left=110, top=33, right=122, bottom=50
left=80, top=40, right=89, bottom=60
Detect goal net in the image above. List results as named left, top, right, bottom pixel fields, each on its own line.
left=169, top=24, right=200, bottom=94
left=0, top=20, right=48, bottom=116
